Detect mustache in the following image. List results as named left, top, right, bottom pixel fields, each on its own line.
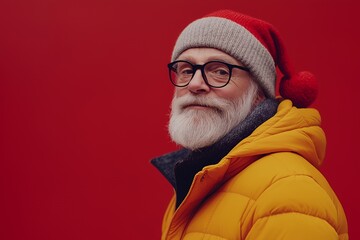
left=172, top=95, right=231, bottom=112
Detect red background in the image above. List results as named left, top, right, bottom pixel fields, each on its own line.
left=0, top=0, right=358, bottom=239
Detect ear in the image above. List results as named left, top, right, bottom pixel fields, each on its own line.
left=253, top=89, right=266, bottom=106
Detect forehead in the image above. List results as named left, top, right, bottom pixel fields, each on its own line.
left=177, top=48, right=242, bottom=65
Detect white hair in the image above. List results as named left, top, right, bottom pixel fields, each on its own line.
left=168, top=81, right=260, bottom=150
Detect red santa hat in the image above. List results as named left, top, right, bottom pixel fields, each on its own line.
left=171, top=9, right=318, bottom=108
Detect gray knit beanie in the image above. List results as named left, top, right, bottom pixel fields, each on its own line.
left=171, top=9, right=318, bottom=108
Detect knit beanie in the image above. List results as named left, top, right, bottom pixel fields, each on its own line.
left=171, top=9, right=318, bottom=108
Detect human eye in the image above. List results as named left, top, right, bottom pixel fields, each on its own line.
left=214, top=68, right=229, bottom=76
left=206, top=62, right=230, bottom=79
left=179, top=68, right=193, bottom=75
left=176, top=63, right=193, bottom=76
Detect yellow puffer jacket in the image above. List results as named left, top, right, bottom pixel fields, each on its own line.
left=160, top=100, right=348, bottom=240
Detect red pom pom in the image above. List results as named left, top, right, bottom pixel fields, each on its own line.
left=279, top=71, right=318, bottom=108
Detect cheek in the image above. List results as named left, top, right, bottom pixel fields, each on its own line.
left=216, top=86, right=245, bottom=101
left=174, top=88, right=187, bottom=98
left=221, top=78, right=252, bottom=100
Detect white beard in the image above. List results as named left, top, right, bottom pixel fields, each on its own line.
left=168, top=82, right=259, bottom=150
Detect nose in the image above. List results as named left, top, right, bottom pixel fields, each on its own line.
left=187, top=69, right=210, bottom=93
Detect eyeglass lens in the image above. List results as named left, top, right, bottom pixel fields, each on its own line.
left=170, top=61, right=231, bottom=87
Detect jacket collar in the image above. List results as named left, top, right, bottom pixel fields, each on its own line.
left=151, top=98, right=279, bottom=192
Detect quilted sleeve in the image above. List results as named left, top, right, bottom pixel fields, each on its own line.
left=243, top=173, right=348, bottom=240
left=245, top=211, right=340, bottom=240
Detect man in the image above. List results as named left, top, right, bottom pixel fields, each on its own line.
left=151, top=9, right=348, bottom=240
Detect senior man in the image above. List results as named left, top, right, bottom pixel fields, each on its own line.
left=151, top=9, right=348, bottom=240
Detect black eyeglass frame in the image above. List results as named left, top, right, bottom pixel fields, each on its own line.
left=167, top=60, right=250, bottom=88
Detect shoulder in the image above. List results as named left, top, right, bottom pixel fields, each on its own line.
left=224, top=152, right=328, bottom=199
left=228, top=152, right=338, bottom=209
left=222, top=152, right=348, bottom=239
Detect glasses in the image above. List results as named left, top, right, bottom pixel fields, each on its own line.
left=168, top=60, right=250, bottom=88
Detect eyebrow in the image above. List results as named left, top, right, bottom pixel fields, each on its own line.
left=177, top=56, right=241, bottom=65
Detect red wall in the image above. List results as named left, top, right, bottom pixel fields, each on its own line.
left=1, top=0, right=358, bottom=239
